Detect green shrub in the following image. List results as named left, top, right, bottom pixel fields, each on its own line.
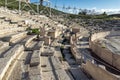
left=31, top=28, right=40, bottom=34
left=27, top=28, right=40, bottom=35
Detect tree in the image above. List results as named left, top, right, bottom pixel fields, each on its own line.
left=78, top=9, right=87, bottom=15
left=40, top=0, right=43, bottom=6
left=102, top=12, right=107, bottom=16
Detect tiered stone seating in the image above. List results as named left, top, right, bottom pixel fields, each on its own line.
left=0, top=44, right=24, bottom=80
left=0, top=8, right=43, bottom=80
left=41, top=56, right=71, bottom=80
left=0, top=16, right=27, bottom=37
left=0, top=7, right=70, bottom=80
left=0, top=27, right=26, bottom=37
left=0, top=24, right=18, bottom=30
left=2, top=31, right=27, bottom=45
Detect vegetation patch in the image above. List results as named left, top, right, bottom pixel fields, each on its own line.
left=27, top=27, right=40, bottom=35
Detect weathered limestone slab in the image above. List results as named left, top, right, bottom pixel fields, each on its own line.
left=21, top=35, right=37, bottom=47
left=2, top=31, right=27, bottom=44
left=0, top=27, right=26, bottom=37
left=32, top=50, right=40, bottom=58
left=29, top=75, right=41, bottom=80
left=41, top=71, right=55, bottom=80
left=0, top=23, right=18, bottom=30
left=3, top=44, right=24, bottom=58
left=30, top=58, right=40, bottom=67
left=0, top=44, right=24, bottom=80
left=30, top=50, right=40, bottom=67
left=44, top=36, right=51, bottom=45
left=0, top=41, right=9, bottom=49
left=0, top=46, right=10, bottom=57
left=54, top=47, right=62, bottom=59
left=34, top=41, right=44, bottom=50
left=26, top=41, right=37, bottom=51
left=41, top=47, right=54, bottom=56
left=56, top=70, right=71, bottom=80
left=82, top=60, right=120, bottom=80
left=41, top=56, right=71, bottom=80
left=27, top=41, right=44, bottom=51
left=5, top=51, right=24, bottom=80
left=29, top=67, right=40, bottom=76
left=29, top=67, right=41, bottom=80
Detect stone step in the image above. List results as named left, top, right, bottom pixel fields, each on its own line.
left=0, top=41, right=9, bottom=49
left=0, top=24, right=18, bottom=30
left=2, top=31, right=27, bottom=45
left=0, top=44, right=24, bottom=80
left=26, top=41, right=44, bottom=51
left=30, top=50, right=40, bottom=67
left=41, top=56, right=71, bottom=80
left=34, top=41, right=44, bottom=50
left=0, top=46, right=10, bottom=57
left=25, top=41, right=37, bottom=51
left=20, top=35, right=37, bottom=48
left=0, top=32, right=18, bottom=38
left=0, top=27, right=26, bottom=38
left=29, top=67, right=41, bottom=80
left=4, top=51, right=24, bottom=80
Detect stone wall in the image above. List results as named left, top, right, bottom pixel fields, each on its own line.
left=82, top=61, right=119, bottom=80
left=90, top=31, right=110, bottom=42
left=90, top=41, right=113, bottom=65
left=90, top=31, right=120, bottom=42
left=113, top=54, right=120, bottom=70
left=70, top=35, right=81, bottom=64
left=89, top=31, right=120, bottom=70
